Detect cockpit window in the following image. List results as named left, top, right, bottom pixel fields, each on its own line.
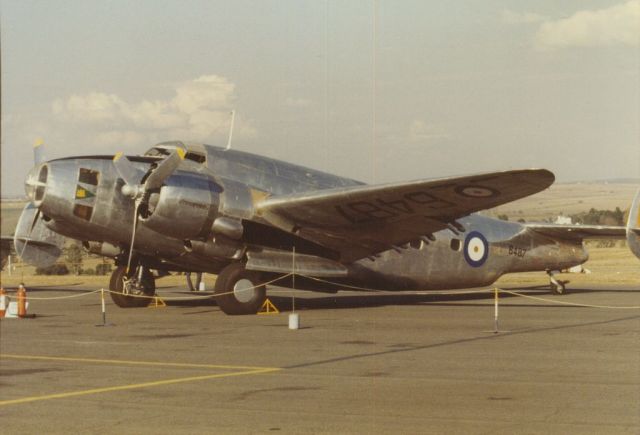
left=78, top=168, right=99, bottom=185
left=185, top=152, right=206, bottom=164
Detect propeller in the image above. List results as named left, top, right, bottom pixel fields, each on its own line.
left=14, top=203, right=64, bottom=268
left=14, top=140, right=65, bottom=268
left=113, top=147, right=186, bottom=272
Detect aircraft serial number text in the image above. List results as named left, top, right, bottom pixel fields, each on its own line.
left=335, top=191, right=455, bottom=224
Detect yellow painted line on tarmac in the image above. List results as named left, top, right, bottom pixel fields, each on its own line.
left=0, top=354, right=281, bottom=407
left=2, top=354, right=276, bottom=371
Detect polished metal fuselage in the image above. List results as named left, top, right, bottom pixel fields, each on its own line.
left=27, top=143, right=588, bottom=291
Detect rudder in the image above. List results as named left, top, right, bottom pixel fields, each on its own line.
left=627, top=188, right=640, bottom=260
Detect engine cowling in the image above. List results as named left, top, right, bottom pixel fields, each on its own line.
left=140, top=171, right=222, bottom=240
left=140, top=172, right=254, bottom=243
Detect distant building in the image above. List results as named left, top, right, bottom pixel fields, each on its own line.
left=555, top=216, right=572, bottom=225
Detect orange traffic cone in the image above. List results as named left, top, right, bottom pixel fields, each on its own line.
left=17, top=284, right=27, bottom=318
left=0, top=287, right=7, bottom=318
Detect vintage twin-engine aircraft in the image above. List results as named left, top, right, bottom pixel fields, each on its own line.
left=14, top=141, right=639, bottom=314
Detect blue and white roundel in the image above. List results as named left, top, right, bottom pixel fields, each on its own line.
left=463, top=231, right=489, bottom=267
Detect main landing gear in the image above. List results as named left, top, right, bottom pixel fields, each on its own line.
left=214, top=262, right=266, bottom=315
left=546, top=270, right=568, bottom=295
left=109, top=264, right=156, bottom=307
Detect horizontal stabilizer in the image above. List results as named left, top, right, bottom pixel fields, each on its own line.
left=526, top=223, right=626, bottom=241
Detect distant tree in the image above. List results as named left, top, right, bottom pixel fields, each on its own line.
left=497, top=214, right=509, bottom=221
left=570, top=207, right=625, bottom=226
left=95, top=263, right=112, bottom=276
left=36, top=264, right=69, bottom=275
left=518, top=218, right=526, bottom=223
left=65, top=244, right=84, bottom=275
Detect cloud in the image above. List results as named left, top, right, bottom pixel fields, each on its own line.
left=52, top=75, right=256, bottom=149
left=408, top=120, right=450, bottom=143
left=501, top=9, right=546, bottom=25
left=285, top=97, right=312, bottom=108
left=534, top=0, right=640, bottom=50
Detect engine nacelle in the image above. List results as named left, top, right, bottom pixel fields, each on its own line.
left=141, top=172, right=254, bottom=241
left=141, top=171, right=222, bottom=239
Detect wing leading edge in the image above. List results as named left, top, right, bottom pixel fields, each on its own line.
left=257, top=169, right=555, bottom=262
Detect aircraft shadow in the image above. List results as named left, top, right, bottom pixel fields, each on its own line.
left=284, top=314, right=640, bottom=370
left=267, top=291, right=498, bottom=312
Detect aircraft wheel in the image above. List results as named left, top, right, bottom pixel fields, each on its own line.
left=109, top=265, right=155, bottom=308
left=214, top=263, right=266, bottom=315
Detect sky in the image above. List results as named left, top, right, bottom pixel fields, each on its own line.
left=1, top=0, right=639, bottom=197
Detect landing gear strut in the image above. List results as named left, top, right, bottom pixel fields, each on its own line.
left=214, top=262, right=266, bottom=315
left=109, top=265, right=156, bottom=307
left=547, top=270, right=567, bottom=295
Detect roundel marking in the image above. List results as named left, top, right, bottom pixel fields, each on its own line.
left=455, top=185, right=499, bottom=198
left=463, top=231, right=489, bottom=267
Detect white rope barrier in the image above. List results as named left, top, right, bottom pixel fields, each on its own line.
left=497, top=288, right=640, bottom=310
left=2, top=271, right=638, bottom=310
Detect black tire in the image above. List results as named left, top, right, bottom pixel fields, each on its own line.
left=109, top=266, right=155, bottom=308
left=214, top=263, right=266, bottom=315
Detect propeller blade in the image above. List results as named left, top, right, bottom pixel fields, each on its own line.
left=33, top=138, right=46, bottom=165
left=14, top=203, right=64, bottom=268
left=29, top=208, right=41, bottom=233
left=125, top=200, right=141, bottom=274
left=113, top=152, right=144, bottom=187
left=143, top=148, right=185, bottom=191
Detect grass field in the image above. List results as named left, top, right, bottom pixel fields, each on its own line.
left=0, top=200, right=27, bottom=236
left=488, top=182, right=638, bottom=222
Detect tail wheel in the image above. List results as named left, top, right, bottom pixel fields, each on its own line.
left=109, top=265, right=155, bottom=308
left=214, top=263, right=266, bottom=315
left=550, top=281, right=566, bottom=295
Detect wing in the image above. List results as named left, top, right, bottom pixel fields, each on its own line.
left=257, top=169, right=554, bottom=262
left=526, top=223, right=627, bottom=241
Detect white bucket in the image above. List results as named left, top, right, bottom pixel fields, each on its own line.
left=288, top=313, right=299, bottom=330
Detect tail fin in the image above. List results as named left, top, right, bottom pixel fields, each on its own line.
left=627, top=188, right=640, bottom=260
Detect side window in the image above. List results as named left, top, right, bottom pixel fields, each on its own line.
left=450, top=238, right=461, bottom=252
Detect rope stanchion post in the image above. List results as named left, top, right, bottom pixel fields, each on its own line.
left=101, top=289, right=106, bottom=325
left=95, top=288, right=114, bottom=327
left=493, top=287, right=499, bottom=334
left=289, top=247, right=300, bottom=330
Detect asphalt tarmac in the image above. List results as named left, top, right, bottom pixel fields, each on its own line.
left=1, top=283, right=638, bottom=434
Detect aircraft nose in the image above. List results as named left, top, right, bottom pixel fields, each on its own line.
left=25, top=163, right=48, bottom=206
